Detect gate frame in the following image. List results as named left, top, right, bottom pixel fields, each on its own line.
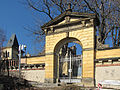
left=41, top=10, right=99, bottom=86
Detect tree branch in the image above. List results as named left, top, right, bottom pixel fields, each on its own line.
left=117, top=29, right=120, bottom=46
left=84, top=0, right=99, bottom=16
left=51, top=0, right=64, bottom=13
left=27, top=0, right=53, bottom=20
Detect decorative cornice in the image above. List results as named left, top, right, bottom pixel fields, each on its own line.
left=41, top=11, right=97, bottom=29
left=46, top=24, right=93, bottom=36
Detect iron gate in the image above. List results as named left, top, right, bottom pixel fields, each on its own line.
left=59, top=54, right=82, bottom=83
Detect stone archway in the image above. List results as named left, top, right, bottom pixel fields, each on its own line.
left=54, top=37, right=82, bottom=83
left=41, top=9, right=98, bottom=86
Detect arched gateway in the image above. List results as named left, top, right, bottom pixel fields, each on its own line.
left=41, top=9, right=99, bottom=86
left=54, top=37, right=82, bottom=83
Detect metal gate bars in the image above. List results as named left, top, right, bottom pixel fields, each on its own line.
left=59, top=53, right=82, bottom=83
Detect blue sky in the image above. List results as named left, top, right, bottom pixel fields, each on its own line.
left=0, top=0, right=40, bottom=55
left=68, top=43, right=82, bottom=55
left=0, top=0, right=83, bottom=55
left=0, top=0, right=112, bottom=56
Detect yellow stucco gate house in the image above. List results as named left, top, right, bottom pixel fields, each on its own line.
left=41, top=7, right=99, bottom=86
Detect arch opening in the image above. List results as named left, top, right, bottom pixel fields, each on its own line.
left=54, top=37, right=82, bottom=83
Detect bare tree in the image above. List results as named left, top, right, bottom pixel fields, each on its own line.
left=25, top=0, right=120, bottom=47
left=82, top=0, right=120, bottom=46
left=0, top=28, right=6, bottom=58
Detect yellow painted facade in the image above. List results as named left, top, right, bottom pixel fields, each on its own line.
left=44, top=18, right=95, bottom=85
left=96, top=48, right=120, bottom=59
left=21, top=56, right=45, bottom=64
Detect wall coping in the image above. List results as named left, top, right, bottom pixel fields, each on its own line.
left=96, top=46, right=120, bottom=51
left=22, top=54, right=45, bottom=58
left=96, top=63, right=120, bottom=67
left=9, top=68, right=45, bottom=72
left=95, top=57, right=120, bottom=61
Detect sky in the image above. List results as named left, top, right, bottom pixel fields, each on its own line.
left=0, top=0, right=83, bottom=56
left=0, top=0, right=40, bottom=55
left=0, top=0, right=111, bottom=56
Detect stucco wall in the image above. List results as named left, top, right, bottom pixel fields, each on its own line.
left=21, top=56, right=45, bottom=64
left=2, top=47, right=18, bottom=60
left=95, top=65, right=120, bottom=88
left=96, top=48, right=120, bottom=59
left=22, top=69, right=45, bottom=83
left=2, top=47, right=12, bottom=60
left=8, top=69, right=45, bottom=83
left=95, top=48, right=120, bottom=88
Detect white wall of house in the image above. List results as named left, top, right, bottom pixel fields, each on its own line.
left=2, top=47, right=12, bottom=60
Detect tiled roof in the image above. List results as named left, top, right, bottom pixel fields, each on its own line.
left=7, top=34, right=19, bottom=48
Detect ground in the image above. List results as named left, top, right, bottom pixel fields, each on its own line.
left=0, top=75, right=95, bottom=90
left=0, top=75, right=115, bottom=90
